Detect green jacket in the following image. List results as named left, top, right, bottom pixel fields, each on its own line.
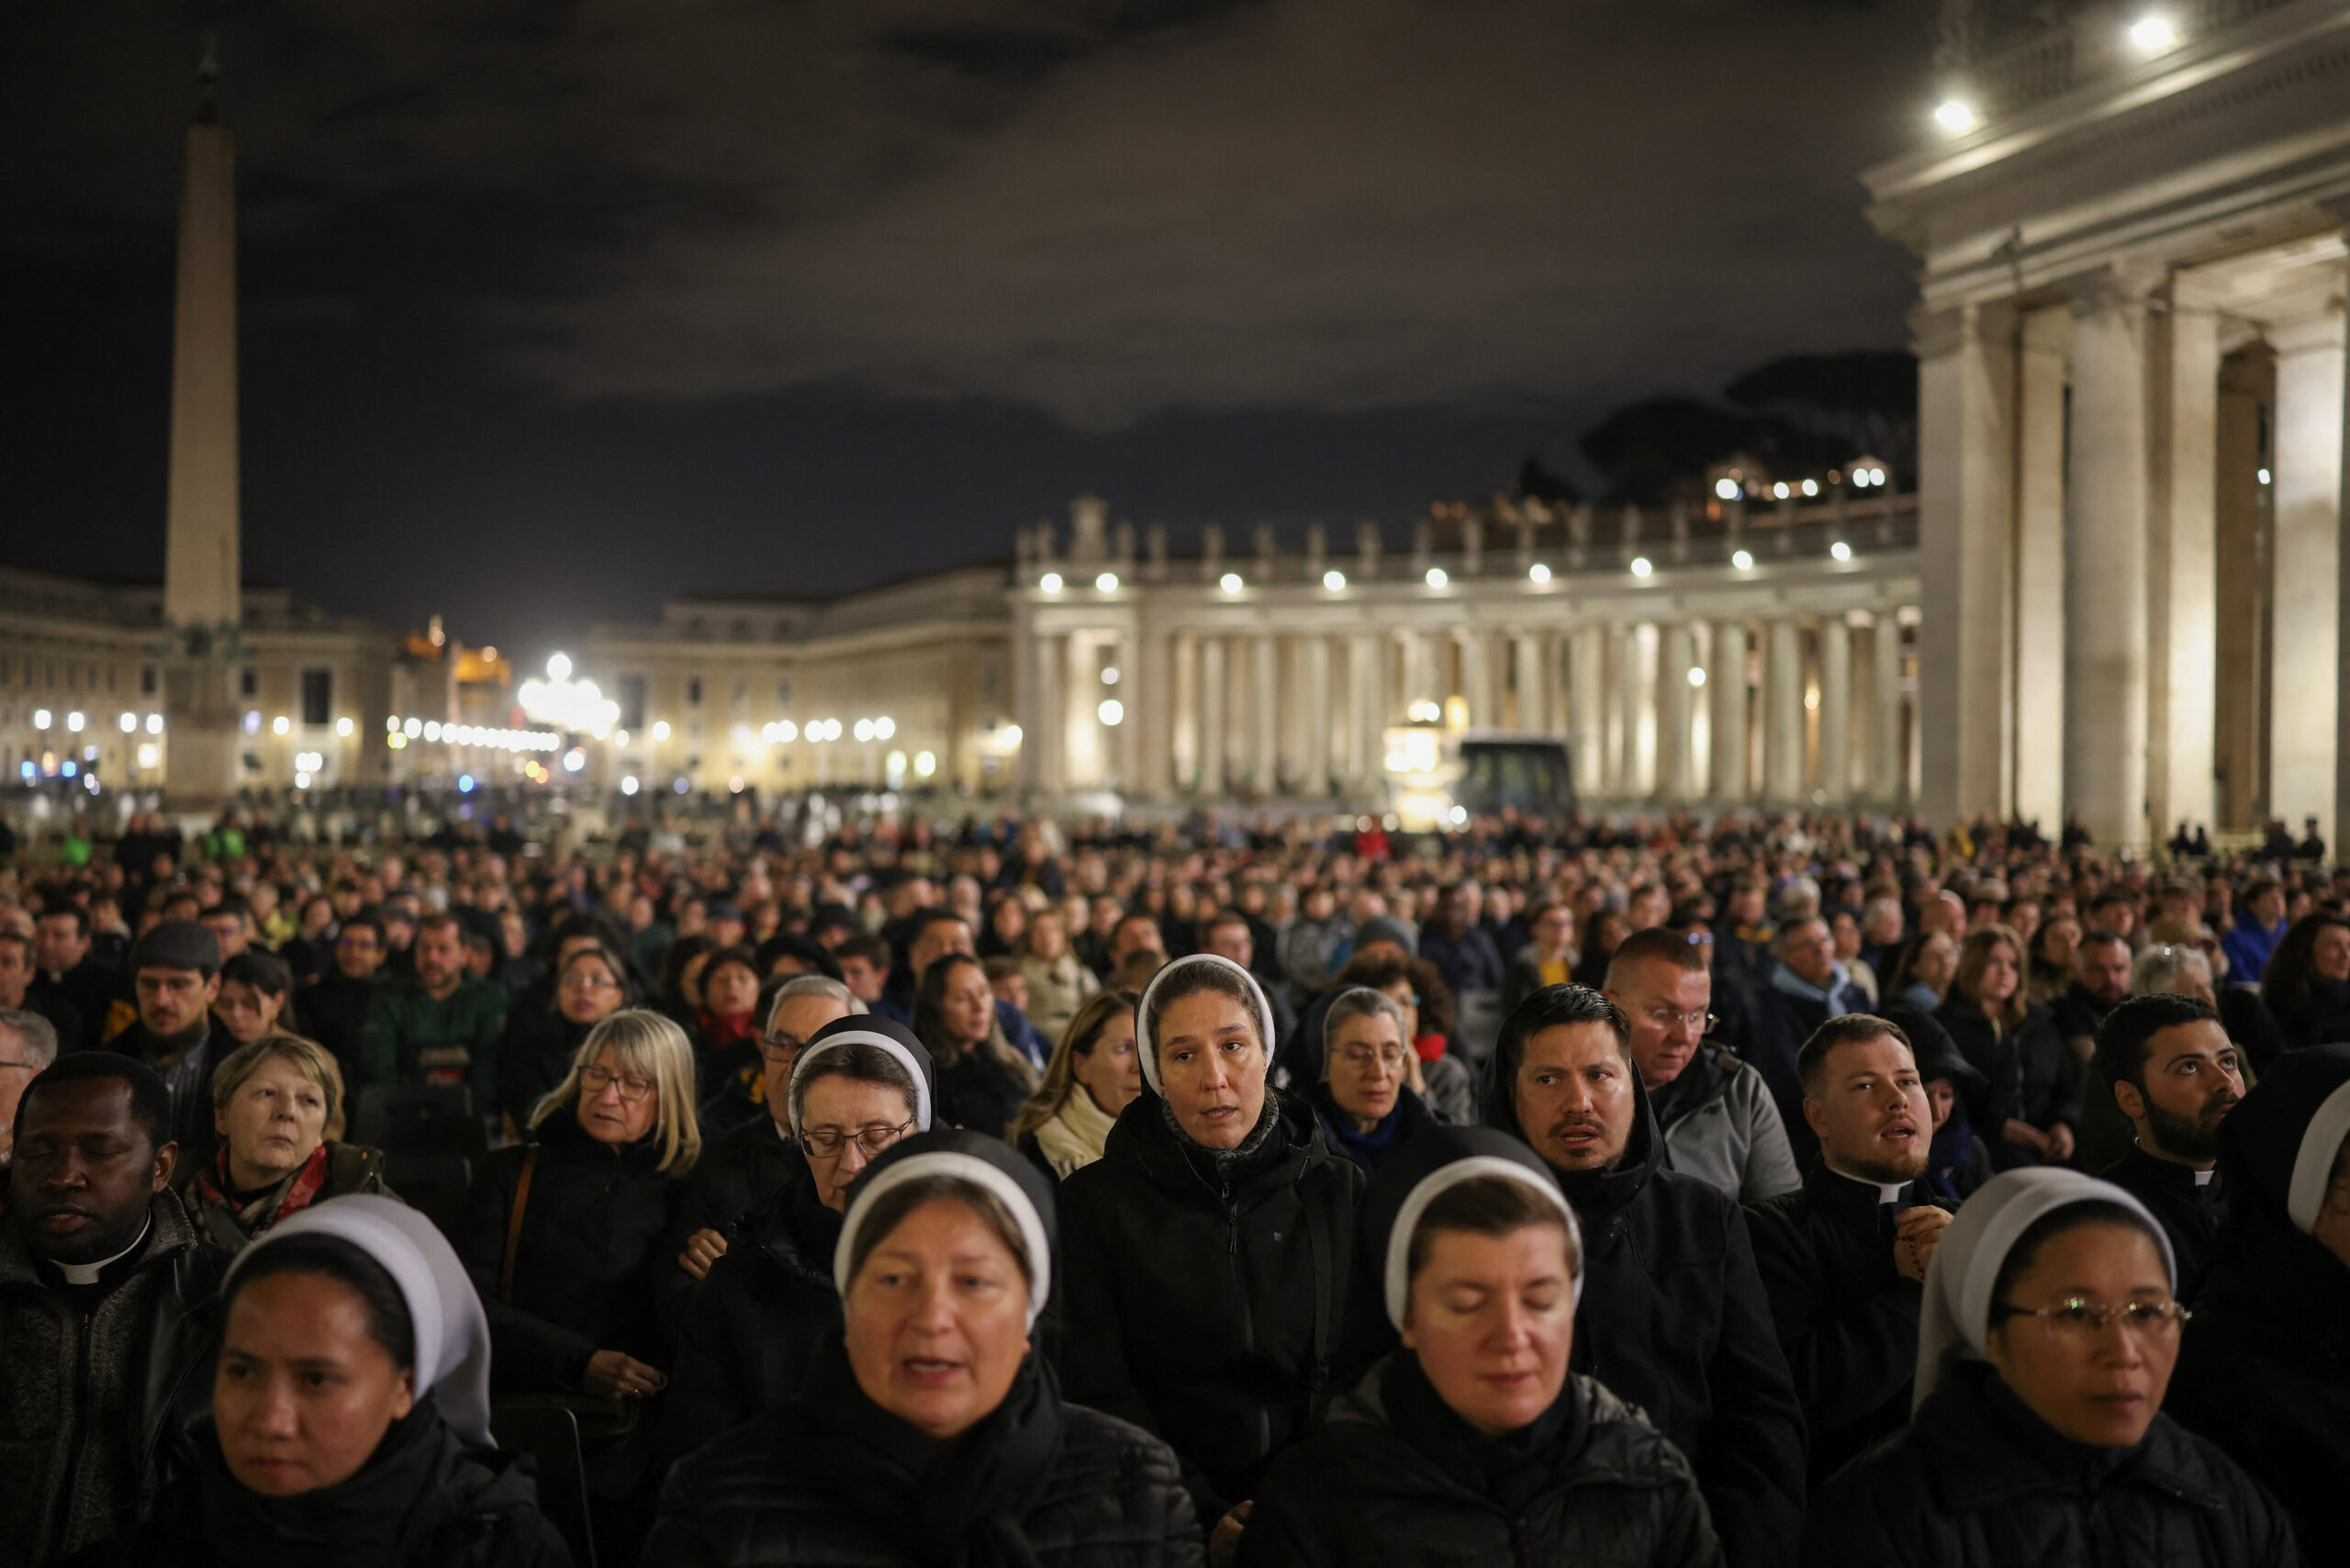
left=364, top=975, right=508, bottom=1110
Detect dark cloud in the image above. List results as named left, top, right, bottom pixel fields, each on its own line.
left=0, top=0, right=1935, bottom=659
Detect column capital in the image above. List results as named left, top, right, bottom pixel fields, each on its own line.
left=2066, top=262, right=2164, bottom=317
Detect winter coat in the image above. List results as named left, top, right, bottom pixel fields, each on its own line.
left=1744, top=1165, right=1948, bottom=1487
left=658, top=1176, right=842, bottom=1472
left=1056, top=1089, right=1362, bottom=1521
left=295, top=968, right=382, bottom=1091
left=2096, top=1148, right=2227, bottom=1305
left=0, top=1190, right=226, bottom=1567
left=1741, top=978, right=1869, bottom=1168
left=1420, top=924, right=1505, bottom=1001
left=1020, top=951, right=1101, bottom=1044
left=453, top=1112, right=688, bottom=1395
left=1476, top=1046, right=1807, bottom=1568
left=1237, top=1361, right=1720, bottom=1568
left=1651, top=1045, right=1801, bottom=1203
left=664, top=1114, right=808, bottom=1259
left=1307, top=1081, right=1439, bottom=1176
left=646, top=1351, right=1201, bottom=1568
left=2265, top=977, right=2350, bottom=1053
left=1933, top=997, right=2076, bottom=1168
left=1802, top=1361, right=2298, bottom=1568
left=932, top=1042, right=1033, bottom=1140
left=498, top=1013, right=594, bottom=1132
left=187, top=1139, right=393, bottom=1256
left=363, top=974, right=508, bottom=1113
left=67, top=1402, right=572, bottom=1568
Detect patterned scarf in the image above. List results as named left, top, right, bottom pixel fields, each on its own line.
left=196, top=1143, right=332, bottom=1240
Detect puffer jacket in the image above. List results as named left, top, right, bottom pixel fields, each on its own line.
left=1802, top=1362, right=2298, bottom=1568
left=66, top=1401, right=572, bottom=1568
left=644, top=1401, right=1202, bottom=1567
left=1237, top=1364, right=1721, bottom=1568
left=1056, top=1088, right=1362, bottom=1521
left=453, top=1111, right=688, bottom=1394
left=0, top=1190, right=226, bottom=1567
left=1651, top=1044, right=1800, bottom=1203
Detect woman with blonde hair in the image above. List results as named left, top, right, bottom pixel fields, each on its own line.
left=1018, top=905, right=1101, bottom=1044
left=1010, top=987, right=1142, bottom=1180
left=455, top=1007, right=701, bottom=1559
left=191, top=1032, right=391, bottom=1254
left=1935, top=924, right=2076, bottom=1170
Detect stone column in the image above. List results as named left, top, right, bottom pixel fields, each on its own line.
left=1873, top=613, right=1904, bottom=801
left=1252, top=633, right=1280, bottom=790
left=1303, top=634, right=1332, bottom=796
left=1657, top=622, right=1694, bottom=798
left=1818, top=613, right=1852, bottom=801
left=1458, top=632, right=1490, bottom=730
left=2065, top=275, right=2153, bottom=851
left=1514, top=630, right=1544, bottom=733
left=1065, top=633, right=1102, bottom=790
left=1349, top=633, right=1380, bottom=788
left=2148, top=284, right=2221, bottom=842
left=2272, top=302, right=2347, bottom=846
left=1763, top=619, right=1804, bottom=801
left=1914, top=303, right=2014, bottom=824
left=1198, top=635, right=1225, bottom=795
left=1036, top=633, right=1068, bottom=793
left=1571, top=626, right=1606, bottom=797
left=1711, top=619, right=1749, bottom=800
left=1136, top=625, right=1169, bottom=797
left=2012, top=304, right=2069, bottom=831
left=1170, top=631, right=1198, bottom=790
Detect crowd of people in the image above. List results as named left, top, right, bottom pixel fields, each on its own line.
left=0, top=798, right=2346, bottom=1568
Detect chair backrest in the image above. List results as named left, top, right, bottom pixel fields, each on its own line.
left=490, top=1400, right=598, bottom=1568
left=355, top=1083, right=487, bottom=1159
left=381, top=1151, right=472, bottom=1240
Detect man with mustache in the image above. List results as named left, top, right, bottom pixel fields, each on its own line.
left=2095, top=992, right=2243, bottom=1301
left=0, top=1053, right=223, bottom=1562
left=1481, top=983, right=1805, bottom=1568
left=1746, top=1014, right=1953, bottom=1486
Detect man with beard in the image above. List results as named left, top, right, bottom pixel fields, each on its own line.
left=1745, top=1015, right=1953, bottom=1485
left=0, top=1054, right=223, bottom=1562
left=2094, top=992, right=2243, bottom=1299
left=1482, top=984, right=1805, bottom=1568
left=110, top=922, right=228, bottom=1169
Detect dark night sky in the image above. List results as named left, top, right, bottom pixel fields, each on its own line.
left=0, top=0, right=1933, bottom=668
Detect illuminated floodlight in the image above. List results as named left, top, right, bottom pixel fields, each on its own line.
left=854, top=719, right=874, bottom=743
left=1095, top=572, right=1119, bottom=592
left=875, top=716, right=895, bottom=739
left=293, top=771, right=309, bottom=790
left=2258, top=467, right=2272, bottom=486
left=2129, top=14, right=2177, bottom=51
left=404, top=718, right=422, bottom=737
left=1001, top=723, right=1023, bottom=746
left=335, top=717, right=354, bottom=737
left=1039, top=572, right=1063, bottom=592
left=66, top=711, right=84, bottom=733
left=1100, top=667, right=1119, bottom=687
left=1934, top=97, right=1976, bottom=133
left=652, top=720, right=672, bottom=741
left=459, top=774, right=476, bottom=792
left=1528, top=563, right=1551, bottom=584
left=273, top=715, right=290, bottom=735
left=118, top=712, right=137, bottom=733
left=32, top=710, right=50, bottom=730
left=614, top=728, right=631, bottom=746
left=1629, top=556, right=1653, bottom=578
left=424, top=722, right=442, bottom=742
left=1220, top=572, right=1244, bottom=593
left=621, top=775, right=639, bottom=796
left=1715, top=476, right=1741, bottom=501
left=1773, top=482, right=1790, bottom=500
left=1689, top=667, right=1707, bottom=688
left=1098, top=699, right=1125, bottom=726
left=914, top=751, right=937, bottom=778
left=777, top=720, right=798, bottom=743
left=1830, top=541, right=1853, bottom=562
left=1323, top=569, right=1347, bottom=590
left=1425, top=566, right=1449, bottom=588
left=1801, top=478, right=1818, bottom=497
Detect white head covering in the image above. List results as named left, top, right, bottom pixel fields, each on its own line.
left=1382, top=1154, right=1584, bottom=1329
left=788, top=1025, right=934, bottom=1137
left=1912, top=1168, right=2175, bottom=1413
left=1134, top=952, right=1275, bottom=1097
left=834, top=1148, right=1055, bottom=1328
left=2287, top=1077, right=2350, bottom=1234
left=227, top=1193, right=495, bottom=1446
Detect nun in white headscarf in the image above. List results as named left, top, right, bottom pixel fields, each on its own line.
left=73, top=1193, right=573, bottom=1568
left=1803, top=1170, right=2297, bottom=1568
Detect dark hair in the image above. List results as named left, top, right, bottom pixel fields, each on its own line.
left=791, top=1040, right=918, bottom=1130
left=1796, top=1014, right=1915, bottom=1097
left=834, top=933, right=890, bottom=969
left=2262, top=913, right=2350, bottom=1014
left=701, top=945, right=760, bottom=992
left=220, top=949, right=292, bottom=1000
left=1404, top=1173, right=1576, bottom=1282
left=17, top=1051, right=174, bottom=1152
left=1200, top=907, right=1251, bottom=942
left=661, top=933, right=718, bottom=1000
left=2094, top=992, right=2221, bottom=1097
left=1500, top=983, right=1630, bottom=1071
left=756, top=932, right=844, bottom=981
left=415, top=910, right=465, bottom=942
left=205, top=893, right=253, bottom=925
left=913, top=952, right=993, bottom=1063
left=37, top=903, right=91, bottom=938
left=1989, top=1201, right=2169, bottom=1312
left=845, top=1172, right=1033, bottom=1293
left=1606, top=924, right=1709, bottom=985
left=341, top=909, right=387, bottom=946
left=2078, top=925, right=2130, bottom=953
left=2241, top=876, right=2282, bottom=907
left=228, top=1234, right=416, bottom=1371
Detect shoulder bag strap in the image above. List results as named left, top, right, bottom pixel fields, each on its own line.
left=500, top=1143, right=540, bottom=1305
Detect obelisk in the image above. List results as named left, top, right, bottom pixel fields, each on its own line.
left=161, top=44, right=244, bottom=811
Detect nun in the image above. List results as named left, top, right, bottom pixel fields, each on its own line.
left=661, top=1017, right=936, bottom=1467
left=1055, top=954, right=1363, bottom=1555
left=2166, top=1044, right=2350, bottom=1566
left=645, top=1130, right=1202, bottom=1567
left=1802, top=1169, right=2296, bottom=1567
left=74, top=1193, right=571, bottom=1568
left=1239, top=1127, right=1720, bottom=1568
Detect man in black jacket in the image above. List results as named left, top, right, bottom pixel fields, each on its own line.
left=2092, top=992, right=2242, bottom=1302
left=1746, top=1014, right=1953, bottom=1487
left=1740, top=916, right=1870, bottom=1169
left=295, top=909, right=388, bottom=1092
left=1481, top=983, right=1806, bottom=1568
left=0, top=1053, right=223, bottom=1564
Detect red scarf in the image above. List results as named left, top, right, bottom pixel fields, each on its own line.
left=196, top=1142, right=331, bottom=1230
left=699, top=1010, right=757, bottom=1050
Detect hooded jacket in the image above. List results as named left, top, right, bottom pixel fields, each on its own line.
left=1933, top=996, right=2076, bottom=1168
left=1649, top=1044, right=1801, bottom=1203
left=1055, top=1086, right=1362, bottom=1522
left=1477, top=1014, right=1807, bottom=1568
left=2166, top=1044, right=2350, bottom=1568
left=0, top=1189, right=224, bottom=1567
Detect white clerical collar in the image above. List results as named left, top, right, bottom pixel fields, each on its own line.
left=2194, top=1168, right=2215, bottom=1187
left=55, top=1216, right=152, bottom=1286
left=1826, top=1162, right=1908, bottom=1204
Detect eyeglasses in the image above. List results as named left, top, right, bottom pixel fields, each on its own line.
left=756, top=1033, right=803, bottom=1063
left=1337, top=1043, right=1409, bottom=1070
left=1642, top=1007, right=1718, bottom=1036
left=1992, top=1296, right=2191, bottom=1337
left=799, top=1118, right=915, bottom=1158
left=579, top=1065, right=655, bottom=1102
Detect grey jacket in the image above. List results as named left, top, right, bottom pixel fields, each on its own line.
left=1652, top=1046, right=1801, bottom=1204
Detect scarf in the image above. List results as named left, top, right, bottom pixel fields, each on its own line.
left=1161, top=1087, right=1284, bottom=1192
left=1771, top=960, right=1854, bottom=1016
left=1031, top=1085, right=1118, bottom=1179
left=792, top=1338, right=1065, bottom=1568
left=1384, top=1350, right=1586, bottom=1516
left=194, top=1399, right=455, bottom=1568
left=699, top=1009, right=758, bottom=1051
left=1310, top=1080, right=1404, bottom=1170
left=196, top=1143, right=331, bottom=1241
